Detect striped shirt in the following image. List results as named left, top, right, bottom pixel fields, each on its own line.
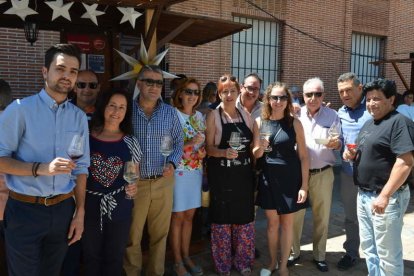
left=132, top=98, right=183, bottom=178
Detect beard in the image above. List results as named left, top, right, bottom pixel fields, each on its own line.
left=47, top=80, right=74, bottom=95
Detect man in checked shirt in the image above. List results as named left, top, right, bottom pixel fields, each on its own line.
left=123, top=65, right=183, bottom=276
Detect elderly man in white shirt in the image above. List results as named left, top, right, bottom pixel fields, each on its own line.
left=288, top=77, right=341, bottom=273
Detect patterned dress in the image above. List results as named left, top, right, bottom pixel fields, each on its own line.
left=173, top=109, right=205, bottom=212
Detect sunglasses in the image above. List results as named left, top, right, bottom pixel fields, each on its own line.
left=220, top=75, right=237, bottom=82
left=183, top=89, right=201, bottom=96
left=76, top=82, right=98, bottom=89
left=140, top=78, right=164, bottom=88
left=243, top=85, right=260, bottom=93
left=304, top=92, right=323, bottom=98
left=269, top=95, right=289, bottom=101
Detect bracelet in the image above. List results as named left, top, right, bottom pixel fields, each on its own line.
left=32, top=162, right=40, bottom=177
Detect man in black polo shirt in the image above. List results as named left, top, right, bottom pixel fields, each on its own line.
left=344, top=79, right=414, bottom=276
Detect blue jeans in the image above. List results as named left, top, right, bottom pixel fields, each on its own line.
left=357, top=186, right=410, bottom=276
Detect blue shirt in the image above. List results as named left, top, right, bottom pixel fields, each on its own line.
left=0, top=89, right=90, bottom=196
left=132, top=97, right=183, bottom=178
left=337, top=97, right=372, bottom=175
left=397, top=104, right=414, bottom=121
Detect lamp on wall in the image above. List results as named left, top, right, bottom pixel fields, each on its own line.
left=24, top=21, right=39, bottom=46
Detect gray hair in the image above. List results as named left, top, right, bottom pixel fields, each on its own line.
left=337, top=72, right=361, bottom=86
left=303, top=77, right=324, bottom=92
left=137, top=65, right=163, bottom=80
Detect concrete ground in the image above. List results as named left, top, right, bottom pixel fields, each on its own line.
left=165, top=167, right=414, bottom=276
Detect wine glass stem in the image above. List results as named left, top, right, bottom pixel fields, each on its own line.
left=164, top=156, right=167, bottom=168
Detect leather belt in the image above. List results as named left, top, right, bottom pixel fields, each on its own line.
left=359, top=183, right=408, bottom=195
left=141, top=175, right=163, bottom=180
left=9, top=190, right=74, bottom=206
left=309, top=165, right=331, bottom=175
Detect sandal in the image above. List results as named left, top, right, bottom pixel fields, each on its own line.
left=183, top=256, right=203, bottom=276
left=260, top=263, right=279, bottom=276
left=172, top=262, right=192, bottom=276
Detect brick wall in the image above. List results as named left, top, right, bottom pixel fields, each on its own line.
left=0, top=28, right=60, bottom=99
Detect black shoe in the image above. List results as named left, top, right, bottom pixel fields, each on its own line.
left=254, top=247, right=261, bottom=259
left=313, top=260, right=329, bottom=272
left=287, top=256, right=300, bottom=267
left=337, top=254, right=357, bottom=271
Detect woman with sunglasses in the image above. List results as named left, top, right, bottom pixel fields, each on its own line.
left=82, top=89, right=142, bottom=276
left=205, top=74, right=255, bottom=276
left=253, top=82, right=309, bottom=276
left=170, top=78, right=206, bottom=276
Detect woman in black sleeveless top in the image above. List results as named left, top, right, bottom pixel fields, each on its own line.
left=205, top=75, right=255, bottom=276
left=253, top=82, right=309, bottom=276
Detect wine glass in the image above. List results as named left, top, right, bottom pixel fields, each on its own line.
left=160, top=134, right=173, bottom=167
left=67, top=134, right=84, bottom=180
left=328, top=122, right=341, bottom=138
left=123, top=161, right=139, bottom=200
left=344, top=131, right=358, bottom=164
left=259, top=123, right=272, bottom=152
left=228, top=132, right=241, bottom=161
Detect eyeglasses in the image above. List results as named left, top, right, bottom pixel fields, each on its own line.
left=269, top=95, right=289, bottom=101
left=243, top=85, right=260, bottom=93
left=304, top=92, right=323, bottom=98
left=220, top=75, right=237, bottom=82
left=183, top=89, right=201, bottom=96
left=140, top=78, right=164, bottom=88
left=76, top=82, right=98, bottom=89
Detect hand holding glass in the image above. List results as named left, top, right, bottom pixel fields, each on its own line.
left=67, top=134, right=84, bottom=180
left=160, top=134, right=173, bottom=167
left=123, top=161, right=139, bottom=200
left=259, top=124, right=272, bottom=152
left=228, top=132, right=241, bottom=160
left=344, top=133, right=358, bottom=163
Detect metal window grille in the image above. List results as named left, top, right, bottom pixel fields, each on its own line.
left=350, top=33, right=385, bottom=84
left=232, top=16, right=281, bottom=89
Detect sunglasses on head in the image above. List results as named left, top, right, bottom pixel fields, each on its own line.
left=183, top=89, right=201, bottom=96
left=269, top=95, right=289, bottom=101
left=304, top=92, right=323, bottom=98
left=76, top=82, right=98, bottom=89
left=140, top=78, right=164, bottom=88
left=220, top=75, right=237, bottom=82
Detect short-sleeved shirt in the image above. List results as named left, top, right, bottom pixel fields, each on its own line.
left=354, top=111, right=414, bottom=190
left=298, top=105, right=341, bottom=169
left=0, top=89, right=90, bottom=196
left=338, top=97, right=372, bottom=175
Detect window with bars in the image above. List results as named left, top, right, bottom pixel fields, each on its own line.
left=350, top=33, right=385, bottom=85
left=232, top=16, right=281, bottom=89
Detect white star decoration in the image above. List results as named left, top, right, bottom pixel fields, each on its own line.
left=81, top=3, right=105, bottom=26
left=4, top=0, right=38, bottom=21
left=45, top=0, right=73, bottom=21
left=111, top=36, right=177, bottom=81
left=117, top=7, right=142, bottom=29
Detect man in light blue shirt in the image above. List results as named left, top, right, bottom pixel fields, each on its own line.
left=336, top=72, right=371, bottom=271
left=0, top=44, right=90, bottom=276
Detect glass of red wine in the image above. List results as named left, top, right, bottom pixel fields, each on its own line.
left=67, top=134, right=84, bottom=180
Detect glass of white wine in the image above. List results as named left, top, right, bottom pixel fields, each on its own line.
left=228, top=132, right=241, bottom=161
left=160, top=134, right=173, bottom=167
left=123, top=161, right=139, bottom=200
left=260, top=123, right=272, bottom=152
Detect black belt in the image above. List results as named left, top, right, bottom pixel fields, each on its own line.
left=359, top=183, right=408, bottom=195
left=141, top=175, right=163, bottom=180
left=309, top=165, right=331, bottom=175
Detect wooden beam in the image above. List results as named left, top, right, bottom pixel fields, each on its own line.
left=391, top=62, right=410, bottom=91
left=144, top=6, right=163, bottom=55
left=157, top=18, right=196, bottom=51
left=410, top=53, right=414, bottom=92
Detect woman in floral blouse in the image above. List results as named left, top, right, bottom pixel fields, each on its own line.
left=170, top=77, right=206, bottom=276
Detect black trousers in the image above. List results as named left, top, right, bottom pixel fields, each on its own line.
left=4, top=197, right=75, bottom=276
left=82, top=218, right=131, bottom=276
left=0, top=220, right=8, bottom=276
